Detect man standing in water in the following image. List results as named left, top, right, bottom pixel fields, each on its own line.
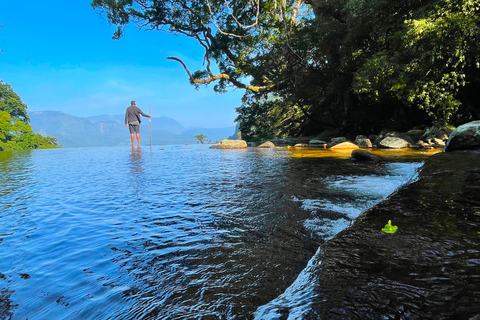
left=125, top=100, right=151, bottom=148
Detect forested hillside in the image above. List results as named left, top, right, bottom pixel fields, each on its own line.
left=0, top=81, right=59, bottom=151
left=92, top=0, right=480, bottom=140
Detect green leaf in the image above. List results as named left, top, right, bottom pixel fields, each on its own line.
left=382, top=220, right=398, bottom=233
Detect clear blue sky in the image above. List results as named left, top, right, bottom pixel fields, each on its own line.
left=0, top=1, right=244, bottom=128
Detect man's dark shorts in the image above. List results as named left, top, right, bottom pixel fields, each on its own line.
left=129, top=124, right=140, bottom=134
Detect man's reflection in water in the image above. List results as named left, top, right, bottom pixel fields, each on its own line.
left=128, top=147, right=147, bottom=198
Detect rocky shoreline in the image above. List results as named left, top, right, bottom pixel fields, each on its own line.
left=212, top=121, right=480, bottom=161
left=211, top=122, right=461, bottom=151
left=265, top=122, right=456, bottom=150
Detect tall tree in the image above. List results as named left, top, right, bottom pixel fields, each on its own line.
left=0, top=81, right=29, bottom=123
left=0, top=82, right=59, bottom=151
left=91, top=0, right=480, bottom=140
left=91, top=0, right=312, bottom=93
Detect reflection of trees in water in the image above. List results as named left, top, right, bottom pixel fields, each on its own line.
left=0, top=151, right=35, bottom=199
left=0, top=287, right=16, bottom=319
left=0, top=152, right=35, bottom=320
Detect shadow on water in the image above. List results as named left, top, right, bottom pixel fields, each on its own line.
left=0, top=150, right=36, bottom=199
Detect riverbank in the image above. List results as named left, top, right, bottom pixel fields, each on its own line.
left=244, top=123, right=455, bottom=151
left=303, top=149, right=480, bottom=319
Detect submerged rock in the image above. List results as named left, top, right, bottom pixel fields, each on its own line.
left=444, top=120, right=480, bottom=152
left=210, top=139, right=247, bottom=149
left=351, top=150, right=382, bottom=161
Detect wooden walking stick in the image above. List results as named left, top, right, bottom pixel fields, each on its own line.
left=149, top=108, right=152, bottom=148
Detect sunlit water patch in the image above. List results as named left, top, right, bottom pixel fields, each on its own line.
left=0, top=146, right=424, bottom=319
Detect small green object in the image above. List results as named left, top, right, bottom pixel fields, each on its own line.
left=382, top=220, right=398, bottom=233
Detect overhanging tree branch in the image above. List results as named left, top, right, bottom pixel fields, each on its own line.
left=167, top=56, right=277, bottom=92
left=205, top=0, right=260, bottom=38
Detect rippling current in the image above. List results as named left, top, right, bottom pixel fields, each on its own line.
left=0, top=145, right=425, bottom=319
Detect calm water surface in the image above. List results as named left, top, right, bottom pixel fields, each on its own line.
left=0, top=145, right=424, bottom=319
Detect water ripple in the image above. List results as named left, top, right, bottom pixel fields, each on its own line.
left=0, top=146, right=422, bottom=319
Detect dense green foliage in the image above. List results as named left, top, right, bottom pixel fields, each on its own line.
left=0, top=81, right=29, bottom=123
left=0, top=82, right=59, bottom=151
left=92, top=0, right=480, bottom=140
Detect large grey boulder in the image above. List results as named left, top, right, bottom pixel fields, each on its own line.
left=378, top=136, right=411, bottom=149
left=210, top=139, right=248, bottom=149
left=444, top=120, right=480, bottom=152
left=375, top=131, right=414, bottom=149
left=354, top=135, right=373, bottom=148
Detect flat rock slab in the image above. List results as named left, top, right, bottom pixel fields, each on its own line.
left=210, top=139, right=247, bottom=149
left=306, top=150, right=480, bottom=319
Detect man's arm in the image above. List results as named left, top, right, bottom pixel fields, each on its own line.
left=138, top=108, right=150, bottom=118
left=140, top=110, right=150, bottom=118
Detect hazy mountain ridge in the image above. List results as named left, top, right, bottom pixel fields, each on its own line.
left=29, top=111, right=236, bottom=148
left=87, top=114, right=186, bottom=134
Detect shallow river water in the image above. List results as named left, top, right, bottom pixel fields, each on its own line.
left=0, top=145, right=430, bottom=319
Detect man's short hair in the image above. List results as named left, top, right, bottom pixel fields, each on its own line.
left=131, top=100, right=136, bottom=106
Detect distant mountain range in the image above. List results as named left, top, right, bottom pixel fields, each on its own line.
left=29, top=111, right=237, bottom=148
